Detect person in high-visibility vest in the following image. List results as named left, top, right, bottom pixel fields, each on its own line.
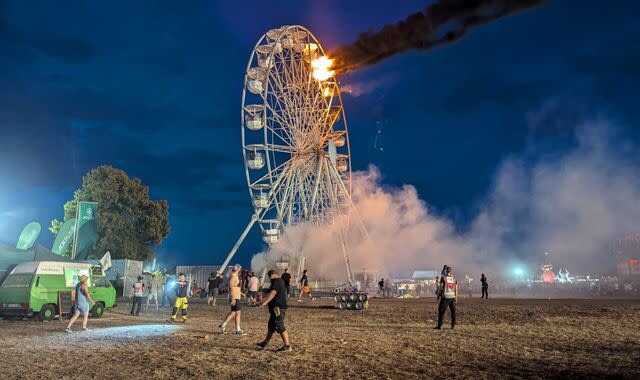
left=435, top=265, right=457, bottom=329
left=170, top=273, right=190, bottom=322
left=130, top=276, right=145, bottom=316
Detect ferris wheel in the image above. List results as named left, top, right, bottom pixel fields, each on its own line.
left=219, top=25, right=352, bottom=273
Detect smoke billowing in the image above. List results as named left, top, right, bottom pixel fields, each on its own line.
left=330, top=0, right=544, bottom=75
left=253, top=121, right=640, bottom=280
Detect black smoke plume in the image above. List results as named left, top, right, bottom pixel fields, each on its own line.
left=331, top=0, right=545, bottom=75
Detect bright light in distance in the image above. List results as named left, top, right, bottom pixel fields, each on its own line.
left=311, top=56, right=335, bottom=81
left=513, top=267, right=525, bottom=276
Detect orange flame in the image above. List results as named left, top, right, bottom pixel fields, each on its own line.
left=311, top=56, right=335, bottom=81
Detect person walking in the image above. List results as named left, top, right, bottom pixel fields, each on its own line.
left=481, top=273, right=489, bottom=299
left=130, top=276, right=145, bottom=316
left=257, top=269, right=291, bottom=352
left=65, top=275, right=94, bottom=332
left=297, top=269, right=311, bottom=302
left=281, top=268, right=292, bottom=298
left=248, top=272, right=259, bottom=305
left=208, top=272, right=222, bottom=306
left=219, top=265, right=244, bottom=335
left=170, top=273, right=190, bottom=323
left=435, top=266, right=457, bottom=330
left=378, top=278, right=385, bottom=297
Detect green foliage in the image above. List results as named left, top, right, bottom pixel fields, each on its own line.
left=52, top=165, right=170, bottom=260
left=48, top=219, right=63, bottom=235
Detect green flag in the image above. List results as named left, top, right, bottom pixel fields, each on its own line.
left=76, top=201, right=98, bottom=230
left=51, top=218, right=76, bottom=256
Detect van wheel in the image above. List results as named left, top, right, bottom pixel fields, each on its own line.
left=91, top=302, right=105, bottom=318
left=39, top=304, right=56, bottom=321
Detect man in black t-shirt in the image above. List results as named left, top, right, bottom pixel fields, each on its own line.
left=281, top=268, right=292, bottom=298
left=256, top=269, right=291, bottom=352
left=480, top=273, right=489, bottom=299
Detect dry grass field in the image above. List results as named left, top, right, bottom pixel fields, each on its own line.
left=1, top=297, right=639, bottom=379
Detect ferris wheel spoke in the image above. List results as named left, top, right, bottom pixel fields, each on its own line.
left=296, top=168, right=310, bottom=220
left=267, top=71, right=298, bottom=130
left=266, top=87, right=293, bottom=129
left=249, top=159, right=290, bottom=190
left=263, top=102, right=294, bottom=135
left=309, top=156, right=325, bottom=214
left=274, top=163, right=298, bottom=224
left=265, top=143, right=295, bottom=154
left=265, top=120, right=294, bottom=148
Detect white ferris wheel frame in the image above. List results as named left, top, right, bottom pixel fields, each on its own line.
left=218, top=25, right=354, bottom=275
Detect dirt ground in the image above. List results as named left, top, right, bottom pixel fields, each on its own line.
left=1, top=297, right=639, bottom=379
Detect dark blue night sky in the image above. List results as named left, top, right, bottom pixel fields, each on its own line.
left=1, top=1, right=638, bottom=267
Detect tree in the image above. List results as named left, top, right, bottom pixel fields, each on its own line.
left=52, top=165, right=170, bottom=260
left=48, top=219, right=63, bottom=234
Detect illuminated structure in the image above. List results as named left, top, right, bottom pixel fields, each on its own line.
left=219, top=26, right=354, bottom=278
left=613, top=233, right=640, bottom=277
left=541, top=264, right=556, bottom=284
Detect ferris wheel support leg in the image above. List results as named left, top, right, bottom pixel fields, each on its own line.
left=219, top=214, right=259, bottom=274
left=339, top=228, right=354, bottom=286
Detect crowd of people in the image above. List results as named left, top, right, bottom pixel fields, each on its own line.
left=105, top=265, right=304, bottom=351
left=64, top=263, right=494, bottom=343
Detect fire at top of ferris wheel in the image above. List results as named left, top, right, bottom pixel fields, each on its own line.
left=218, top=25, right=357, bottom=273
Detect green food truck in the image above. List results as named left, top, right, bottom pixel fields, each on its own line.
left=0, top=261, right=116, bottom=320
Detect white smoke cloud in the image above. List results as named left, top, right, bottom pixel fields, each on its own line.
left=253, top=120, right=640, bottom=280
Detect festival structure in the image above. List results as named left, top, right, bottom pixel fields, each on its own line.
left=219, top=26, right=366, bottom=304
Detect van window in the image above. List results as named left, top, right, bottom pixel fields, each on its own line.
left=2, top=273, right=34, bottom=288
left=93, top=276, right=110, bottom=287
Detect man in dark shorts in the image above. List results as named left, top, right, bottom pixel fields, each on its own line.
left=257, top=269, right=291, bottom=352
left=281, top=268, right=292, bottom=297
left=219, top=265, right=244, bottom=335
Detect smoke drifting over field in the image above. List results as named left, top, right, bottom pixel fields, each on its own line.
left=330, top=0, right=544, bottom=75
left=254, top=121, right=640, bottom=279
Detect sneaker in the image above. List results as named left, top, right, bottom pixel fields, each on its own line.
left=433, top=326, right=441, bottom=330
left=234, top=330, right=246, bottom=336
left=218, top=324, right=226, bottom=334
left=81, top=327, right=89, bottom=332
left=275, top=345, right=292, bottom=352
left=65, top=328, right=72, bottom=333
left=256, top=341, right=267, bottom=350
